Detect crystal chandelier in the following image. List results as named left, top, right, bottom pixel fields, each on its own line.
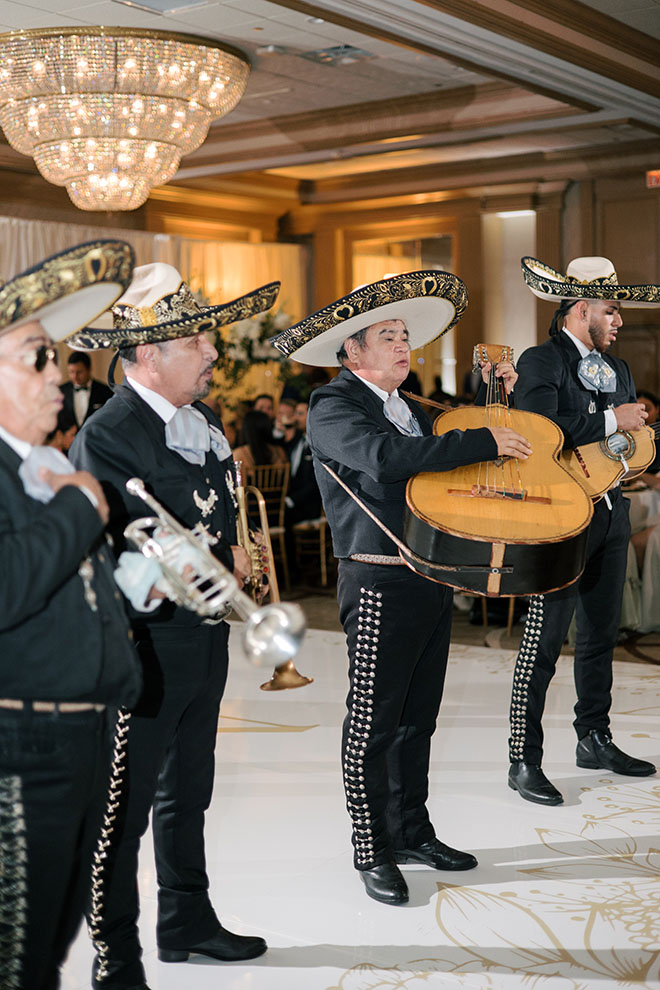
left=0, top=27, right=250, bottom=211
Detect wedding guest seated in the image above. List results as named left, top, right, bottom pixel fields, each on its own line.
left=233, top=409, right=288, bottom=473
left=46, top=407, right=78, bottom=452
left=286, top=402, right=322, bottom=525
left=635, top=389, right=660, bottom=482
left=253, top=393, right=275, bottom=420
left=273, top=397, right=298, bottom=450
left=224, top=399, right=252, bottom=449
left=285, top=401, right=323, bottom=584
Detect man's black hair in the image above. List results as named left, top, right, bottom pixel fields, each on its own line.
left=549, top=298, right=579, bottom=336
left=336, top=326, right=369, bottom=364
left=637, top=389, right=659, bottom=406
left=67, top=351, right=91, bottom=369
left=119, top=340, right=169, bottom=367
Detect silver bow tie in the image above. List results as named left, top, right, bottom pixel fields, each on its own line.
left=19, top=445, right=74, bottom=502
left=383, top=393, right=423, bottom=436
left=577, top=352, right=616, bottom=393
left=164, top=406, right=211, bottom=466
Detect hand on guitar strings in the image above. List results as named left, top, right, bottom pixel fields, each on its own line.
left=480, top=359, right=518, bottom=395
left=614, top=402, right=648, bottom=432
left=488, top=426, right=533, bottom=460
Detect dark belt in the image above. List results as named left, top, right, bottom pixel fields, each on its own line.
left=0, top=699, right=106, bottom=713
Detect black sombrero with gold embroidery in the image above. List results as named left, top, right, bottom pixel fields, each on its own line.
left=270, top=270, right=468, bottom=367
left=67, top=262, right=281, bottom=350
left=0, top=240, right=135, bottom=342
left=522, top=255, right=660, bottom=307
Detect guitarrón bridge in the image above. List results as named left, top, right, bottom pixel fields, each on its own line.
left=447, top=485, right=552, bottom=504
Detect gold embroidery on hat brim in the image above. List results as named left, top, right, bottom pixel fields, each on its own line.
left=522, top=258, right=660, bottom=304
left=0, top=241, right=135, bottom=332
left=68, top=281, right=281, bottom=350
left=270, top=271, right=467, bottom=359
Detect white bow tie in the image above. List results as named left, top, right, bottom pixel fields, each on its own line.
left=383, top=393, right=422, bottom=436
left=164, top=406, right=232, bottom=465
left=19, top=445, right=74, bottom=501
left=164, top=406, right=210, bottom=466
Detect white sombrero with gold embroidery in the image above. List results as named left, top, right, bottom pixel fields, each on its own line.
left=0, top=240, right=135, bottom=342
left=522, top=255, right=660, bottom=307
left=270, top=270, right=467, bottom=367
left=68, top=262, right=280, bottom=350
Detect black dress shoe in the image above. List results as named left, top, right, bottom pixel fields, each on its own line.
left=158, top=925, right=267, bottom=963
left=576, top=729, right=656, bottom=776
left=359, top=861, right=409, bottom=905
left=508, top=761, right=563, bottom=805
left=395, top=838, right=477, bottom=871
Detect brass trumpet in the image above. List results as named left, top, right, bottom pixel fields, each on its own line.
left=233, top=461, right=313, bottom=691
left=124, top=477, right=308, bottom=681
left=233, top=460, right=278, bottom=604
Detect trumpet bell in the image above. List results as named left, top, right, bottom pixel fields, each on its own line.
left=260, top=659, right=314, bottom=692
left=243, top=602, right=306, bottom=668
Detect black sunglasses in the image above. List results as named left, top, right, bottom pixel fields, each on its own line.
left=20, top=345, right=59, bottom=372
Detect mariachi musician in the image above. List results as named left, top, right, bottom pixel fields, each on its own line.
left=271, top=271, right=531, bottom=905
left=507, top=256, right=660, bottom=806
left=68, top=264, right=278, bottom=987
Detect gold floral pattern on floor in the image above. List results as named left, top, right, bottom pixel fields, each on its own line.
left=332, top=782, right=660, bottom=990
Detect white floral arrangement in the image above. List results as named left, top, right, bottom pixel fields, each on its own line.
left=215, top=309, right=291, bottom=386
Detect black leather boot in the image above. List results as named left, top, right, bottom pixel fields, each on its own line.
left=359, top=861, right=409, bottom=905
left=576, top=729, right=656, bottom=776
left=395, top=838, right=477, bottom=871
left=508, top=761, right=563, bottom=805
left=158, top=925, right=267, bottom=963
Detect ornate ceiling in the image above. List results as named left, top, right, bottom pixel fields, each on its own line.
left=0, top=0, right=658, bottom=207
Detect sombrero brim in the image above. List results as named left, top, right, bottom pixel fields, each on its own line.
left=0, top=240, right=135, bottom=342
left=67, top=281, right=281, bottom=350
left=522, top=256, right=660, bottom=307
left=270, top=270, right=467, bottom=367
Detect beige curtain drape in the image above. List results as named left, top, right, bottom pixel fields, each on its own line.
left=0, top=215, right=308, bottom=397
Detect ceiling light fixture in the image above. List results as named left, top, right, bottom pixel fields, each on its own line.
left=301, top=44, right=373, bottom=66
left=0, top=26, right=250, bottom=211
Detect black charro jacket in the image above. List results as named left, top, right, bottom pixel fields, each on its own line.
left=307, top=368, right=497, bottom=558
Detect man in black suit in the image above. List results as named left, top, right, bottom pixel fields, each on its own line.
left=0, top=240, right=141, bottom=990
left=60, top=350, right=113, bottom=426
left=508, top=255, right=659, bottom=806
left=285, top=401, right=322, bottom=524
left=272, top=271, right=529, bottom=905
left=69, top=263, right=279, bottom=988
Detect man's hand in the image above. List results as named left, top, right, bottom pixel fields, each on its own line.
left=614, top=403, right=648, bottom=431
left=39, top=468, right=109, bottom=524
left=481, top=360, right=518, bottom=395
left=489, top=427, right=533, bottom=459
left=231, top=545, right=251, bottom=584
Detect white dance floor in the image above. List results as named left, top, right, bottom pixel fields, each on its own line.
left=62, top=625, right=660, bottom=990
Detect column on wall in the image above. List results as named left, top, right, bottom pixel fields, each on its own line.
left=534, top=199, right=563, bottom=344
left=481, top=210, right=537, bottom=364
left=453, top=213, right=483, bottom=398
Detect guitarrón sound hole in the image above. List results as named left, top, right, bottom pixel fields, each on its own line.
left=601, top=431, right=635, bottom=460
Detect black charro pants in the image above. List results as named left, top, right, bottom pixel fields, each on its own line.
left=90, top=623, right=229, bottom=988
left=509, top=491, right=630, bottom=765
left=337, top=559, right=453, bottom=870
left=0, top=707, right=108, bottom=990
